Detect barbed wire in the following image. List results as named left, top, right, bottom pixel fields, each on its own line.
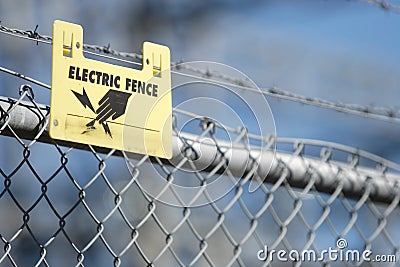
left=2, top=62, right=400, bottom=176
left=1, top=23, right=400, bottom=124
left=355, top=0, right=400, bottom=13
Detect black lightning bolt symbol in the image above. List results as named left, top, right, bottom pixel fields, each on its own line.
left=71, top=88, right=95, bottom=113
left=71, top=88, right=130, bottom=138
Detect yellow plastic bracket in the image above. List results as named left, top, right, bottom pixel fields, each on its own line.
left=49, top=20, right=172, bottom=158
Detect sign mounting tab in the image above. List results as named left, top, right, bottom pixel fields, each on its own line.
left=50, top=20, right=172, bottom=158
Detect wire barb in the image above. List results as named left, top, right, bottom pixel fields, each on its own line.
left=355, top=0, right=400, bottom=13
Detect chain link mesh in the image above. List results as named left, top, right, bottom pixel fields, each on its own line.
left=0, top=83, right=399, bottom=266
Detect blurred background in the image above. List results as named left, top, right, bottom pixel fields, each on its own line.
left=1, top=0, right=400, bottom=158
left=0, top=0, right=400, bottom=266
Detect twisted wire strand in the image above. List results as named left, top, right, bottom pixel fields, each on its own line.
left=356, top=0, right=400, bottom=13
left=1, top=23, right=400, bottom=124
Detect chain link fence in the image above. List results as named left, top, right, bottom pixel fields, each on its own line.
left=0, top=83, right=399, bottom=266
left=1, top=21, right=400, bottom=266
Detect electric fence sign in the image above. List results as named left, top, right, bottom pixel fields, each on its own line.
left=49, top=20, right=172, bottom=158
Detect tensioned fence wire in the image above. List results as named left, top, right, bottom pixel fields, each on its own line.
left=356, top=0, right=400, bottom=13
left=0, top=23, right=400, bottom=267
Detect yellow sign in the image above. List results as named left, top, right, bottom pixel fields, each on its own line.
left=49, top=20, right=172, bottom=158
